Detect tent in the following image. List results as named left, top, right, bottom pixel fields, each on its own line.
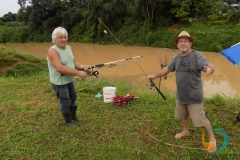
left=221, top=43, right=240, bottom=66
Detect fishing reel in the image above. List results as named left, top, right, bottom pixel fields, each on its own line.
left=87, top=69, right=99, bottom=78
left=146, top=79, right=156, bottom=90
left=146, top=79, right=166, bottom=100
left=78, top=67, right=99, bottom=78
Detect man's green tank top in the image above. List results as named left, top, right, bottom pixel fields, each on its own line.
left=47, top=44, right=75, bottom=85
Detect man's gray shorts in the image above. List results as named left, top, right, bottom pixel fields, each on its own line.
left=174, top=103, right=210, bottom=127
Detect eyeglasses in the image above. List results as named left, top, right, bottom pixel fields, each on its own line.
left=178, top=40, right=190, bottom=44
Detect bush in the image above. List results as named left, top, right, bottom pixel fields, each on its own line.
left=208, top=14, right=219, bottom=21
left=207, top=42, right=224, bottom=52
left=5, top=63, right=44, bottom=77
left=4, top=21, right=20, bottom=27
left=11, top=26, right=29, bottom=43
left=0, top=27, right=14, bottom=42
left=227, top=12, right=240, bottom=24
left=145, top=31, right=156, bottom=46
left=0, top=20, right=4, bottom=26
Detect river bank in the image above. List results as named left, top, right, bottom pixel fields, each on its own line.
left=1, top=43, right=240, bottom=98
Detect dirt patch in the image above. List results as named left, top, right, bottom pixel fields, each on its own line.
left=168, top=24, right=183, bottom=31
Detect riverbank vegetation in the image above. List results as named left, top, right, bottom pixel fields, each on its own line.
left=0, top=45, right=47, bottom=77
left=1, top=0, right=240, bottom=52
left=0, top=41, right=240, bottom=159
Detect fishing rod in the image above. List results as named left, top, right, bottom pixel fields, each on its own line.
left=98, top=18, right=166, bottom=100
left=79, top=55, right=142, bottom=78
left=146, top=79, right=166, bottom=100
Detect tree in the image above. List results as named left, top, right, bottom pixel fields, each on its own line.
left=192, top=0, right=225, bottom=21
left=28, top=0, right=63, bottom=30
left=17, top=6, right=32, bottom=24
left=0, top=12, right=17, bottom=22
left=170, top=0, right=192, bottom=23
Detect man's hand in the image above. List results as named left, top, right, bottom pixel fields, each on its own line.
left=204, top=66, right=212, bottom=76
left=78, top=65, right=89, bottom=70
left=82, top=65, right=89, bottom=71
left=147, top=75, right=156, bottom=80
left=77, top=71, right=88, bottom=79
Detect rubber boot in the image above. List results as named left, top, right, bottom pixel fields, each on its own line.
left=62, top=113, right=77, bottom=127
left=70, top=106, right=83, bottom=121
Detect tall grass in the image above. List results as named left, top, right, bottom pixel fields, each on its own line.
left=0, top=72, right=239, bottom=159
left=0, top=45, right=47, bottom=77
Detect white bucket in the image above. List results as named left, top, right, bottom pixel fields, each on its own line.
left=103, top=87, right=116, bottom=103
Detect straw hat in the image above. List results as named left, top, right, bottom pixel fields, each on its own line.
left=173, top=31, right=195, bottom=46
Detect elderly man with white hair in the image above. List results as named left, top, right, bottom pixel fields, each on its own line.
left=47, top=27, right=88, bottom=127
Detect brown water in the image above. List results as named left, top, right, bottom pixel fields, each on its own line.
left=1, top=42, right=240, bottom=98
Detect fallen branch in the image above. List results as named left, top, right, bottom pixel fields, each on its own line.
left=147, top=131, right=205, bottom=151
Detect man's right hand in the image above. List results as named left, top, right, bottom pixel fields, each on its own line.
left=77, top=71, right=88, bottom=78
left=147, top=75, right=156, bottom=80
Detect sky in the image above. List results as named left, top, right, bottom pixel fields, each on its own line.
left=0, top=0, right=20, bottom=17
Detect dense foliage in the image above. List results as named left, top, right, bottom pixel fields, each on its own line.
left=1, top=0, right=240, bottom=51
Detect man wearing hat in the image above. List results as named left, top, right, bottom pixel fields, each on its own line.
left=147, top=31, right=216, bottom=152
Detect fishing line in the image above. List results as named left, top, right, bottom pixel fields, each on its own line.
left=98, top=18, right=166, bottom=100
left=156, top=48, right=174, bottom=93
left=98, top=18, right=147, bottom=77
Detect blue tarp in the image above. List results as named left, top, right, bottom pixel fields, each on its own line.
left=221, top=43, right=240, bottom=66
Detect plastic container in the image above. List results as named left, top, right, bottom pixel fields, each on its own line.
left=103, top=87, right=116, bottom=103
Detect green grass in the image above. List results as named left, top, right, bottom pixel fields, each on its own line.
left=0, top=73, right=239, bottom=159
left=0, top=45, right=47, bottom=77
left=0, top=45, right=240, bottom=159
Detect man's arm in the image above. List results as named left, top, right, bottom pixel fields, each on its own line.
left=147, top=67, right=170, bottom=80
left=48, top=48, right=86, bottom=77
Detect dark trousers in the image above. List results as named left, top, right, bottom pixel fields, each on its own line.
left=52, top=82, right=77, bottom=114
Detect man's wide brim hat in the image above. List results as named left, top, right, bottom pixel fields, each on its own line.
left=173, top=31, right=195, bottom=46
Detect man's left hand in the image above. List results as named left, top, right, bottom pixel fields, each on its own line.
left=204, top=66, right=212, bottom=76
